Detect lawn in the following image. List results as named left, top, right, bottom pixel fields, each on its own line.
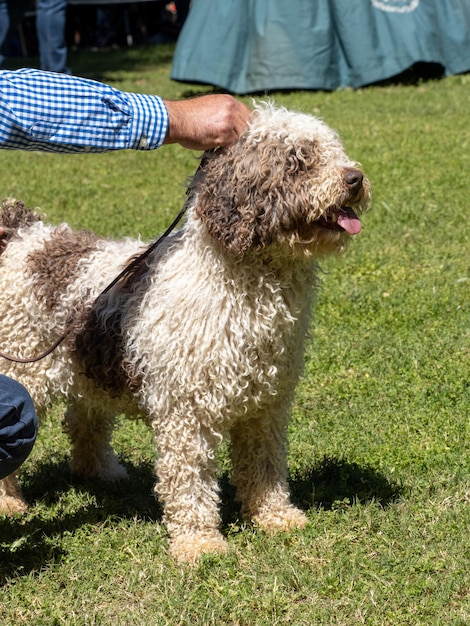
left=0, top=45, right=469, bottom=625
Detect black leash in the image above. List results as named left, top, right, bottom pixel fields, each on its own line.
left=100, top=201, right=189, bottom=297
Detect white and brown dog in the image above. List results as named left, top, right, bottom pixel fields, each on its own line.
left=0, top=103, right=370, bottom=562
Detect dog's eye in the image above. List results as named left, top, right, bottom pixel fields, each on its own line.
left=285, top=145, right=317, bottom=174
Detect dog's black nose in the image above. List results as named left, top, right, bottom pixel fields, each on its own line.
left=343, top=168, right=363, bottom=192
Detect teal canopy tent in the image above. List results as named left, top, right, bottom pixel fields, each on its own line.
left=171, top=0, right=470, bottom=93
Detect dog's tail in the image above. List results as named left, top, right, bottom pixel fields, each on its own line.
left=0, top=198, right=44, bottom=251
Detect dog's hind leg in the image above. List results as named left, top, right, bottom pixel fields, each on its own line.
left=229, top=410, right=308, bottom=532
left=63, top=402, right=129, bottom=482
left=154, top=418, right=228, bottom=563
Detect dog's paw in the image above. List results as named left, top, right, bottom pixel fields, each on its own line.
left=70, top=455, right=129, bottom=482
left=169, top=531, right=228, bottom=564
left=0, top=495, right=28, bottom=516
left=97, top=460, right=129, bottom=482
left=253, top=505, right=309, bottom=533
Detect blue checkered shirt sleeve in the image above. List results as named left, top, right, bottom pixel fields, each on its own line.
left=0, top=68, right=169, bottom=152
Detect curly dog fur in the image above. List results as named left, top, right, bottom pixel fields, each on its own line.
left=0, top=103, right=370, bottom=562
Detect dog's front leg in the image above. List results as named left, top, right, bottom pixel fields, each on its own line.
left=154, top=419, right=227, bottom=563
left=230, top=409, right=308, bottom=532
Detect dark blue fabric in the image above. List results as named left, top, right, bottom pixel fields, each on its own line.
left=171, top=0, right=470, bottom=94
left=0, top=375, right=38, bottom=479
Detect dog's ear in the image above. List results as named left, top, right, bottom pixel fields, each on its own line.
left=193, top=137, right=312, bottom=256
left=193, top=142, right=262, bottom=256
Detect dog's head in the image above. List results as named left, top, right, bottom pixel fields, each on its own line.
left=193, top=102, right=370, bottom=260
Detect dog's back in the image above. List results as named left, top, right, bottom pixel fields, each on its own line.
left=0, top=199, right=150, bottom=411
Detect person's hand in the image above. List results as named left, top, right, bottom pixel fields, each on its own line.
left=163, top=94, right=252, bottom=150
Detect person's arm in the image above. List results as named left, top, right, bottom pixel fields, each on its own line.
left=0, top=68, right=251, bottom=154
left=0, top=68, right=168, bottom=152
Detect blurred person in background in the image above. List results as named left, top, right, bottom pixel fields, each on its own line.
left=36, top=0, right=68, bottom=73
left=0, top=0, right=29, bottom=67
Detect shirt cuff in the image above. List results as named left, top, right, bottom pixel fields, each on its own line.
left=125, top=91, right=169, bottom=150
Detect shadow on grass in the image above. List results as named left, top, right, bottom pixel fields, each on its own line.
left=0, top=455, right=402, bottom=582
left=289, top=455, right=403, bottom=512
left=0, top=458, right=160, bottom=584
left=30, top=457, right=160, bottom=514
left=219, top=455, right=403, bottom=526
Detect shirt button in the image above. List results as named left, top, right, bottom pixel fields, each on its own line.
left=139, top=136, right=149, bottom=148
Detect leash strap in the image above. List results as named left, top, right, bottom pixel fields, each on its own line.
left=100, top=201, right=189, bottom=296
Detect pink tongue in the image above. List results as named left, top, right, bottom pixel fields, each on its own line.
left=337, top=209, right=362, bottom=235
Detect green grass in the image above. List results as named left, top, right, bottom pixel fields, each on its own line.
left=1, top=46, right=470, bottom=624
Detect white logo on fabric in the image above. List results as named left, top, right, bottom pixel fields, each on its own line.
left=371, top=0, right=419, bottom=13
